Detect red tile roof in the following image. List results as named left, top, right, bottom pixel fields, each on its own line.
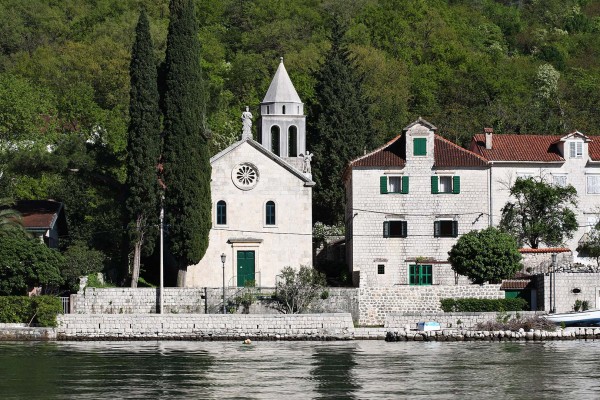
left=519, top=247, right=571, bottom=254
left=471, top=134, right=565, bottom=162
left=501, top=279, right=533, bottom=290
left=471, top=133, right=600, bottom=162
left=349, top=133, right=487, bottom=169
left=13, top=200, right=63, bottom=230
left=351, top=135, right=406, bottom=168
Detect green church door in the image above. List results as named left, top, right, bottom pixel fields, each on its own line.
left=237, top=251, right=255, bottom=287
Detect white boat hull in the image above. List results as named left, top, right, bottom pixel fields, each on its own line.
left=545, top=309, right=600, bottom=326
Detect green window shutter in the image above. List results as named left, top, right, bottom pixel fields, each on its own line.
left=414, top=138, right=427, bottom=156
left=452, top=221, right=459, bottom=237
left=434, top=221, right=440, bottom=237
left=431, top=176, right=438, bottom=194
left=401, top=176, right=409, bottom=194
left=383, top=221, right=390, bottom=238
left=401, top=221, right=407, bottom=238
left=380, top=176, right=388, bottom=194
left=452, top=176, right=461, bottom=194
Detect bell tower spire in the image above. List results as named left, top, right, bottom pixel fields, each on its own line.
left=258, top=58, right=306, bottom=167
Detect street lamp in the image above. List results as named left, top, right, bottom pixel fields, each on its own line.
left=551, top=253, right=557, bottom=313
left=221, top=253, right=226, bottom=314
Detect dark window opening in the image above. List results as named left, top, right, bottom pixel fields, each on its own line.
left=288, top=126, right=298, bottom=157
left=434, top=220, right=458, bottom=237
left=266, top=201, right=276, bottom=225
left=271, top=126, right=280, bottom=156
left=377, top=265, right=385, bottom=275
left=383, top=221, right=407, bottom=238
left=216, top=200, right=226, bottom=225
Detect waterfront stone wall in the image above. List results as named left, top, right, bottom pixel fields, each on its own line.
left=385, top=311, right=541, bottom=330
left=358, top=285, right=504, bottom=326
left=533, top=272, right=600, bottom=313
left=56, top=313, right=354, bottom=340
left=71, top=287, right=360, bottom=320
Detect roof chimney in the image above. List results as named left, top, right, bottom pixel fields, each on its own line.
left=484, top=127, right=493, bottom=150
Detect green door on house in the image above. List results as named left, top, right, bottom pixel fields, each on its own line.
left=237, top=251, right=255, bottom=287
left=409, top=264, right=432, bottom=285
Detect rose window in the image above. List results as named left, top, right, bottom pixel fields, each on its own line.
left=232, top=163, right=259, bottom=190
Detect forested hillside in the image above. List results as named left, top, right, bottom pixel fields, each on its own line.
left=1, top=0, right=599, bottom=282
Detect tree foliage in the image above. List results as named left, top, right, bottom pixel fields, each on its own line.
left=500, top=177, right=578, bottom=248
left=61, top=240, right=106, bottom=293
left=161, top=0, right=212, bottom=284
left=448, top=227, right=522, bottom=284
left=310, top=17, right=373, bottom=225
left=274, top=266, right=327, bottom=314
left=125, top=10, right=161, bottom=287
left=576, top=219, right=600, bottom=269
left=0, top=230, right=64, bottom=295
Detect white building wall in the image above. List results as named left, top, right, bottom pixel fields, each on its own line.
left=489, top=157, right=600, bottom=263
left=186, top=141, right=313, bottom=288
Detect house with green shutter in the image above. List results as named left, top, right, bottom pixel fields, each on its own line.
left=343, top=118, right=489, bottom=287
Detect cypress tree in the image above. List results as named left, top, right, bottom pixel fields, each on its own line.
left=161, top=0, right=211, bottom=286
left=125, top=9, right=161, bottom=288
left=310, top=18, right=373, bottom=225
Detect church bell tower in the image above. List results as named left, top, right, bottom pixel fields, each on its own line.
left=258, top=58, right=307, bottom=168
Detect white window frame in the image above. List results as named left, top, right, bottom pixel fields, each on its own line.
left=439, top=176, right=453, bottom=193
left=388, top=176, right=402, bottom=193
left=570, top=141, right=583, bottom=159
left=587, top=175, right=600, bottom=194
left=552, top=174, right=567, bottom=187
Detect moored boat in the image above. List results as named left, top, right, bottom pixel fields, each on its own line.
left=545, top=309, right=600, bottom=326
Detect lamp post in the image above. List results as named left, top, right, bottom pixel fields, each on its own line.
left=221, top=253, right=226, bottom=314
left=159, top=199, right=164, bottom=314
left=551, top=253, right=557, bottom=313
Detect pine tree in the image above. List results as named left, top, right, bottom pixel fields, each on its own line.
left=125, top=10, right=161, bottom=288
left=161, top=0, right=211, bottom=286
left=310, top=18, right=373, bottom=225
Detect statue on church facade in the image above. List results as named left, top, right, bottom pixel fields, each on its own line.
left=302, top=151, right=313, bottom=175
left=241, top=106, right=253, bottom=139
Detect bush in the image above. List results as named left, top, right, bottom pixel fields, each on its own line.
left=476, top=315, right=556, bottom=331
left=274, top=266, right=327, bottom=314
left=440, top=298, right=528, bottom=312
left=448, top=227, right=522, bottom=284
left=0, top=296, right=62, bottom=326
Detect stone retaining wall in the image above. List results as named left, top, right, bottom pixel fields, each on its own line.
left=385, top=327, right=600, bottom=342
left=533, top=272, right=600, bottom=313
left=358, top=285, right=504, bottom=326
left=57, top=313, right=354, bottom=340
left=0, top=325, right=56, bottom=340
left=385, top=311, right=542, bottom=330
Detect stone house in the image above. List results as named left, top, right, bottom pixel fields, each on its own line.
left=12, top=200, right=67, bottom=249
left=186, top=59, right=314, bottom=288
left=344, top=118, right=489, bottom=287
left=470, top=129, right=600, bottom=264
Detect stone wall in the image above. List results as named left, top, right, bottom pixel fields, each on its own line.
left=358, top=285, right=503, bottom=326
left=533, top=272, right=600, bottom=312
left=385, top=311, right=541, bottom=330
left=57, top=313, right=354, bottom=340
left=71, top=287, right=360, bottom=320
left=520, top=251, right=572, bottom=275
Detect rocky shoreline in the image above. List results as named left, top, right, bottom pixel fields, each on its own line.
left=385, top=327, right=600, bottom=342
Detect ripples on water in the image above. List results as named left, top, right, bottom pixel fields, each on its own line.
left=1, top=340, right=600, bottom=399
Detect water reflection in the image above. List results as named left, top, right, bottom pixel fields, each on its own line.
left=310, top=344, right=360, bottom=399
left=2, top=341, right=600, bottom=399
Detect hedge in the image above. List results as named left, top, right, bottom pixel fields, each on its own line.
left=440, top=298, right=529, bottom=312
left=0, top=296, right=62, bottom=327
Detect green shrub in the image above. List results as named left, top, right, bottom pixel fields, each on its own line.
left=0, top=296, right=62, bottom=326
left=440, top=298, right=528, bottom=312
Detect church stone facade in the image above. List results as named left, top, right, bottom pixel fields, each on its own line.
left=186, top=60, right=314, bottom=288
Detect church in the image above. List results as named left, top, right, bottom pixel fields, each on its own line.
left=185, top=59, right=314, bottom=288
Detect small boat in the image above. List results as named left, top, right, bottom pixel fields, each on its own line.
left=417, top=321, right=441, bottom=331
left=545, top=309, right=600, bottom=326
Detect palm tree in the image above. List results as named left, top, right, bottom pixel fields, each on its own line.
left=0, top=198, right=24, bottom=235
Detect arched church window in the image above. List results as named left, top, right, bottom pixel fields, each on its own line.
left=282, top=105, right=286, bottom=114
left=267, top=105, right=270, bottom=115
left=266, top=201, right=276, bottom=225
left=216, top=200, right=226, bottom=225
left=288, top=126, right=298, bottom=157
left=271, top=126, right=280, bottom=156
left=257, top=124, right=262, bottom=143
